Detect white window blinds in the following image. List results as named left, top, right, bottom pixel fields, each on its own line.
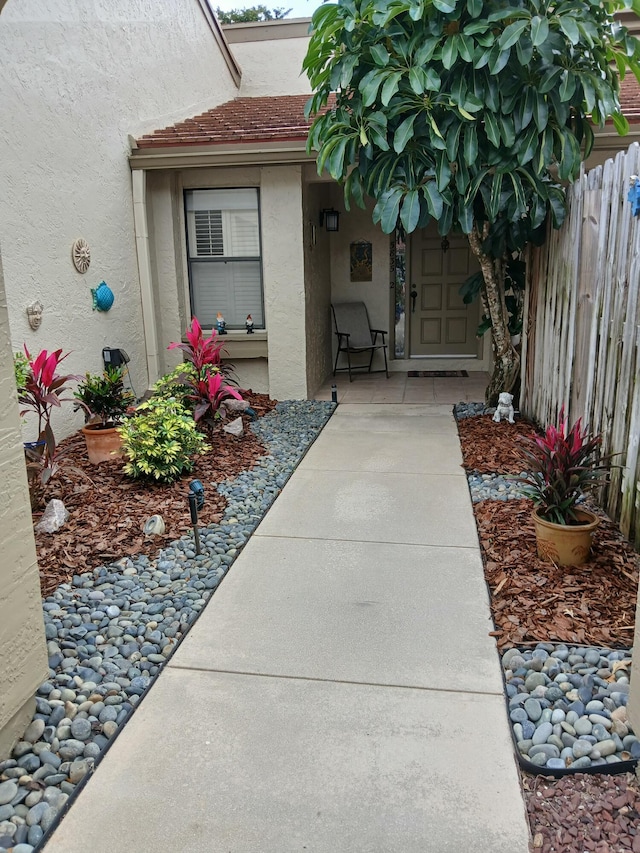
left=185, top=189, right=263, bottom=328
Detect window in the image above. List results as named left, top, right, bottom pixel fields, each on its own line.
left=185, top=188, right=264, bottom=329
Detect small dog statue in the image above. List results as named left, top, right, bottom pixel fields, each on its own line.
left=493, top=392, right=515, bottom=424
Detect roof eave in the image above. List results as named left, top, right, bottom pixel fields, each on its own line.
left=129, top=138, right=314, bottom=170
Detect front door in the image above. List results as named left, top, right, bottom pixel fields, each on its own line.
left=409, top=225, right=481, bottom=357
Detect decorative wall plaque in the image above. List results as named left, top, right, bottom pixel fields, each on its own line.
left=72, top=238, right=91, bottom=273
left=350, top=240, right=373, bottom=282
left=26, top=300, right=43, bottom=330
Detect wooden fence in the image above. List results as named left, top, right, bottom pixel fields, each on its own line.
left=521, top=141, right=640, bottom=545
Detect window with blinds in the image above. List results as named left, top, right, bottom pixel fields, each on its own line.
left=185, top=189, right=264, bottom=329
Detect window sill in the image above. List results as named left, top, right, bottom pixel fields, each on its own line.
left=184, top=330, right=267, bottom=359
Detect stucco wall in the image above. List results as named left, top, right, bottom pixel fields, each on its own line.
left=0, top=247, right=48, bottom=760
left=627, top=578, right=640, bottom=738
left=0, top=0, right=239, bottom=441
left=303, top=182, right=332, bottom=394
left=261, top=165, right=308, bottom=399
left=328, top=190, right=393, bottom=372
left=223, top=19, right=312, bottom=97
left=148, top=163, right=310, bottom=398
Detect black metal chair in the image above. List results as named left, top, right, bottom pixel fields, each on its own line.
left=331, top=302, right=389, bottom=382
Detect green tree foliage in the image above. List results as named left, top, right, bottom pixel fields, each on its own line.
left=303, top=0, right=640, bottom=402
left=216, top=5, right=292, bottom=22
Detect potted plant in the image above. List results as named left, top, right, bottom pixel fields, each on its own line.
left=515, top=409, right=613, bottom=565
left=74, top=366, right=135, bottom=463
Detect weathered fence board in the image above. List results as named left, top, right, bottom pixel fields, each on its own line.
left=522, top=142, right=640, bottom=545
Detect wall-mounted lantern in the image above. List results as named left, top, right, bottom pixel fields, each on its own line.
left=320, top=208, right=340, bottom=232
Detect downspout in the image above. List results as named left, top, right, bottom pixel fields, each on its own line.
left=131, top=169, right=161, bottom=385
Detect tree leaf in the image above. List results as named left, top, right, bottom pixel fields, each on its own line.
left=489, top=46, right=511, bottom=74
left=499, top=19, right=529, bottom=51
left=370, top=44, right=390, bottom=66
left=422, top=181, right=444, bottom=219
left=463, top=124, right=478, bottom=165
left=558, top=15, right=580, bottom=45
left=381, top=71, right=402, bottom=105
left=400, top=189, right=421, bottom=232
left=442, top=37, right=459, bottom=69
left=409, top=66, right=426, bottom=95
left=484, top=111, right=501, bottom=147
left=530, top=16, right=549, bottom=47
left=393, top=114, right=416, bottom=153
left=377, top=189, right=403, bottom=234
left=532, top=94, right=549, bottom=132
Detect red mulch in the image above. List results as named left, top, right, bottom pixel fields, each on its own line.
left=457, top=412, right=640, bottom=853
left=457, top=413, right=540, bottom=474
left=33, top=392, right=277, bottom=597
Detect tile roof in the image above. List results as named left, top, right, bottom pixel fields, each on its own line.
left=136, top=94, right=329, bottom=149
left=136, top=81, right=640, bottom=150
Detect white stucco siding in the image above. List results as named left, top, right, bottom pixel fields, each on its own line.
left=261, top=165, right=307, bottom=399
left=232, top=37, right=312, bottom=96
left=0, top=0, right=239, bottom=439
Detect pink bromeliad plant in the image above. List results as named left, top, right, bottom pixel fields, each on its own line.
left=168, top=317, right=242, bottom=425
left=515, top=407, right=613, bottom=525
left=19, top=346, right=80, bottom=484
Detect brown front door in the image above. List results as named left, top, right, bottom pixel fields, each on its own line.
left=409, top=225, right=481, bottom=357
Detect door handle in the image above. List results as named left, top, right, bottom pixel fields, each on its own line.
left=410, top=287, right=418, bottom=313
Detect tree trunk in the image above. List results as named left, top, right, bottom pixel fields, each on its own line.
left=467, top=225, right=520, bottom=407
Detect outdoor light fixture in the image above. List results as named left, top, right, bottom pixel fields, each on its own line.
left=189, top=479, right=205, bottom=511
left=320, top=208, right=340, bottom=232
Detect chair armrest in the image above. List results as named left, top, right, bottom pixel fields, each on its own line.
left=370, top=329, right=388, bottom=335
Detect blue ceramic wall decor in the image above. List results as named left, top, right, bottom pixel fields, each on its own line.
left=92, top=281, right=114, bottom=312
left=627, top=176, right=640, bottom=217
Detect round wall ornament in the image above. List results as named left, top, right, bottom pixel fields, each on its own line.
left=72, top=238, right=91, bottom=273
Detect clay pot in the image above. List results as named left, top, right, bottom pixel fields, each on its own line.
left=532, top=507, right=600, bottom=566
left=81, top=423, right=123, bottom=464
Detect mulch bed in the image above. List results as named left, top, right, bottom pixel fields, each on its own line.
left=33, top=392, right=277, bottom=597
left=457, top=412, right=640, bottom=853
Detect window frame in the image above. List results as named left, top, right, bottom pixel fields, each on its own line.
left=183, top=186, right=265, bottom=331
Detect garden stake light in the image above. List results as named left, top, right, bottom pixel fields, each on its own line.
left=188, top=491, right=202, bottom=556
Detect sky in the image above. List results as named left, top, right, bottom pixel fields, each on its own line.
left=213, top=0, right=321, bottom=19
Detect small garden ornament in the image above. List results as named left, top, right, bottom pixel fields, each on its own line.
left=216, top=312, right=227, bottom=335
left=246, top=314, right=254, bottom=334
left=493, top=392, right=515, bottom=424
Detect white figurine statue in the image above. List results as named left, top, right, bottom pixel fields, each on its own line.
left=493, top=392, right=515, bottom=424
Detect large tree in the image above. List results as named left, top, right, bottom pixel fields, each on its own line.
left=216, top=5, right=292, bottom=23
left=304, top=0, right=640, bottom=403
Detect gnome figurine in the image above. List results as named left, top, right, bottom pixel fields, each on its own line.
left=216, top=312, right=227, bottom=335
left=246, top=314, right=254, bottom=334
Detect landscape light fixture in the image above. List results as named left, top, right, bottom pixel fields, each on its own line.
left=320, top=208, right=340, bottom=232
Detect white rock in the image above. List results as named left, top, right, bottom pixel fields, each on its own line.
left=222, top=398, right=250, bottom=413
left=35, top=499, right=69, bottom=534
left=223, top=416, right=244, bottom=437
left=143, top=514, right=166, bottom=535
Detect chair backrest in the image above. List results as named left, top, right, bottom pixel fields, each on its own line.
left=332, top=302, right=373, bottom=348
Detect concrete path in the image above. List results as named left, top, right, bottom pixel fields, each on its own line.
left=46, top=403, right=530, bottom=853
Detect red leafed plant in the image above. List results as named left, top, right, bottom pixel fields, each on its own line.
left=515, top=407, right=613, bottom=525
left=19, top=346, right=80, bottom=485
left=168, top=317, right=242, bottom=425
left=168, top=316, right=224, bottom=373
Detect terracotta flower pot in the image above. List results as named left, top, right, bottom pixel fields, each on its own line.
left=81, top=423, right=123, bottom=464
left=532, top=507, right=600, bottom=566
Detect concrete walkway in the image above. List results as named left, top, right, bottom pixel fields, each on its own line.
left=46, top=402, right=530, bottom=853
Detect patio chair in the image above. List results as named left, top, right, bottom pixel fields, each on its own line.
left=331, top=301, right=389, bottom=382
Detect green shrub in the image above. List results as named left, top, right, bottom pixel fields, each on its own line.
left=152, top=362, right=200, bottom=408
left=14, top=351, right=31, bottom=394
left=118, top=397, right=208, bottom=483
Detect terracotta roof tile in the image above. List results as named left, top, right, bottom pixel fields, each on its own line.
left=136, top=94, right=333, bottom=149
left=136, top=81, right=640, bottom=151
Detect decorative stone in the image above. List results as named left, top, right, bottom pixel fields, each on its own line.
left=0, top=782, right=17, bottom=807
left=143, top=515, right=165, bottom=536
left=532, top=722, right=553, bottom=746
left=71, top=238, right=91, bottom=273
left=524, top=698, right=542, bottom=722
left=223, top=416, right=244, bottom=437
left=23, top=719, right=45, bottom=744
left=35, top=500, right=69, bottom=534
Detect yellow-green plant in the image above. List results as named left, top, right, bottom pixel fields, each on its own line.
left=118, top=397, right=208, bottom=483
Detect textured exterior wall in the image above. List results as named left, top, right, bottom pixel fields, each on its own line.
left=0, top=0, right=238, bottom=440
left=232, top=37, right=312, bottom=96
left=329, top=191, right=393, bottom=371
left=261, top=165, right=308, bottom=399
left=303, top=182, right=332, bottom=394
left=0, top=247, right=48, bottom=760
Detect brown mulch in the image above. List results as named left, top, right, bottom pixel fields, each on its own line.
left=476, top=499, right=639, bottom=651
left=33, top=392, right=277, bottom=597
left=457, top=412, right=640, bottom=853
left=457, top=413, right=540, bottom=473
left=524, top=773, right=640, bottom=853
